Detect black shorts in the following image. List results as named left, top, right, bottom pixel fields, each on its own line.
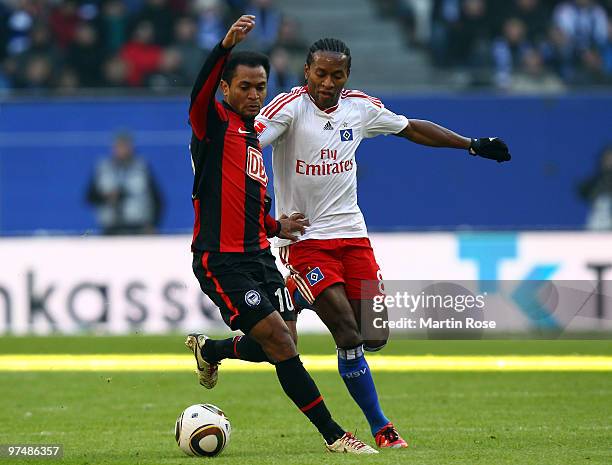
left=192, top=248, right=297, bottom=334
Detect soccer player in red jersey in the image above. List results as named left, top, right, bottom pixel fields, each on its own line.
left=185, top=17, right=377, bottom=454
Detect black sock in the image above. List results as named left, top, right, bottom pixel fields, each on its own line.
left=201, top=335, right=270, bottom=363
left=275, top=355, right=345, bottom=444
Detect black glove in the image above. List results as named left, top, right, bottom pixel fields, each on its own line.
left=469, top=137, right=511, bottom=163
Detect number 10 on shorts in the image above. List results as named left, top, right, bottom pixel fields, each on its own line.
left=274, top=287, right=295, bottom=313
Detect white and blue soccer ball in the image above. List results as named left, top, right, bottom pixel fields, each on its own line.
left=175, top=404, right=231, bottom=457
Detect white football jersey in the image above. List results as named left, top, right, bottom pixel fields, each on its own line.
left=256, top=86, right=408, bottom=247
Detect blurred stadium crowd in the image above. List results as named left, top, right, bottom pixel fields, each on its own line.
left=0, top=0, right=611, bottom=95
left=0, top=0, right=306, bottom=94
left=382, top=0, right=612, bottom=89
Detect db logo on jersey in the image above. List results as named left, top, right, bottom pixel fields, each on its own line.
left=254, top=120, right=267, bottom=135
left=247, top=146, right=268, bottom=187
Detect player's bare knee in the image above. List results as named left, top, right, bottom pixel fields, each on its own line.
left=363, top=325, right=389, bottom=350
left=363, top=339, right=387, bottom=352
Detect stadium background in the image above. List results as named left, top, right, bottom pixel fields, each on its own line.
left=1, top=0, right=611, bottom=334
left=0, top=2, right=611, bottom=464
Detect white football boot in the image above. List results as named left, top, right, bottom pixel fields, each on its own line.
left=326, top=432, right=379, bottom=454
left=185, top=333, right=218, bottom=389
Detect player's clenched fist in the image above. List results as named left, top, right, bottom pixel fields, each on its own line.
left=469, top=137, right=511, bottom=163
left=222, top=15, right=256, bottom=49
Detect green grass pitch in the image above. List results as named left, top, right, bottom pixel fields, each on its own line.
left=0, top=335, right=610, bottom=465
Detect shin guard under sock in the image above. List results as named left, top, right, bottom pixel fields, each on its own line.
left=275, top=355, right=344, bottom=444
left=338, top=345, right=390, bottom=435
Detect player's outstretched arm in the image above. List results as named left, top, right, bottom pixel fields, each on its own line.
left=189, top=16, right=256, bottom=140
left=397, top=119, right=511, bottom=163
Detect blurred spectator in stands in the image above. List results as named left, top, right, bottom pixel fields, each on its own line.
left=49, top=0, right=81, bottom=49
left=19, top=54, right=53, bottom=92
left=193, top=0, right=227, bottom=50
left=573, top=46, right=611, bottom=84
left=16, top=21, right=60, bottom=61
left=0, top=60, right=12, bottom=93
left=541, top=25, right=577, bottom=81
left=78, top=1, right=99, bottom=22
left=86, top=131, right=163, bottom=235
left=0, top=3, right=10, bottom=62
left=504, top=0, right=550, bottom=43
left=66, top=23, right=102, bottom=87
left=102, top=54, right=129, bottom=87
left=4, top=0, right=40, bottom=56
left=274, top=16, right=307, bottom=55
left=510, top=47, right=566, bottom=93
left=136, top=0, right=176, bottom=46
left=273, top=16, right=308, bottom=72
left=267, top=46, right=299, bottom=96
left=225, top=0, right=249, bottom=18
left=174, top=15, right=205, bottom=83
left=601, top=16, right=612, bottom=75
left=119, top=20, right=163, bottom=86
left=14, top=23, right=61, bottom=88
left=374, top=0, right=417, bottom=45
left=145, top=47, right=183, bottom=90
left=96, top=0, right=130, bottom=55
left=554, top=0, right=608, bottom=51
left=0, top=56, right=18, bottom=90
left=493, top=17, right=531, bottom=88
left=245, top=0, right=281, bottom=51
left=447, top=0, right=491, bottom=68
left=400, top=1, right=418, bottom=46
left=168, top=0, right=189, bottom=14
left=431, top=0, right=461, bottom=66
left=54, top=66, right=80, bottom=94
left=579, top=145, right=612, bottom=230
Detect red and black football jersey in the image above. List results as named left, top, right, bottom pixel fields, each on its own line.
left=189, top=42, right=278, bottom=253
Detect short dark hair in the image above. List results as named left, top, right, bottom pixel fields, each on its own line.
left=306, top=38, right=351, bottom=72
left=222, top=51, right=270, bottom=84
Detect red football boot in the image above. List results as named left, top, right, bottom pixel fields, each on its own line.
left=374, top=423, right=408, bottom=449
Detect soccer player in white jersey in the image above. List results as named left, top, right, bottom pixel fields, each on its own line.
left=254, top=38, right=511, bottom=449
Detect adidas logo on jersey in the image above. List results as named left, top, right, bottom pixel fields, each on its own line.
left=323, top=121, right=334, bottom=131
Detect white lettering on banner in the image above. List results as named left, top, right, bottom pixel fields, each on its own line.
left=0, top=237, right=226, bottom=335
left=246, top=146, right=268, bottom=186
left=1, top=233, right=612, bottom=334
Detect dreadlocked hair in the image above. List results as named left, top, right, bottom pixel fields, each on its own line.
left=306, top=38, right=351, bottom=71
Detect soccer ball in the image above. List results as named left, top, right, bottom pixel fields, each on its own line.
left=175, top=404, right=231, bottom=457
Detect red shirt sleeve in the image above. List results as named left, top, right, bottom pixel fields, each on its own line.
left=264, top=213, right=281, bottom=237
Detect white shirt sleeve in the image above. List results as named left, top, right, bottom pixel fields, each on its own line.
left=255, top=92, right=296, bottom=148
left=360, top=98, right=409, bottom=139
